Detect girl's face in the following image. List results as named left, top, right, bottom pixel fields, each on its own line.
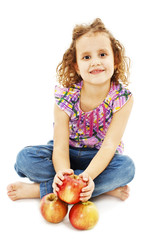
left=75, top=32, right=115, bottom=86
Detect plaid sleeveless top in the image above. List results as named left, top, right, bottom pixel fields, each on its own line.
left=54, top=81, right=132, bottom=153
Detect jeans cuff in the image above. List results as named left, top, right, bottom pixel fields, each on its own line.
left=40, top=179, right=53, bottom=199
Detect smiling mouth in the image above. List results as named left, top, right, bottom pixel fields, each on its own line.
left=89, top=69, right=104, bottom=74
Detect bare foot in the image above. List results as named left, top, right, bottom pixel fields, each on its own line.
left=7, top=182, right=40, bottom=201
left=106, top=185, right=130, bottom=201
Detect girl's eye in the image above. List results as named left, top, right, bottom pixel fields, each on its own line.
left=83, top=55, right=91, bottom=60
left=100, top=53, right=107, bottom=57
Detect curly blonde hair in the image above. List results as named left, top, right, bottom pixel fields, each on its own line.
left=56, top=18, right=130, bottom=87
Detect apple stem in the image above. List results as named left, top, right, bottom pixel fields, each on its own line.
left=47, top=194, right=56, bottom=201
left=82, top=201, right=91, bottom=206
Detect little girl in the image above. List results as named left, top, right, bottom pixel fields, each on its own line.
left=7, top=18, right=135, bottom=202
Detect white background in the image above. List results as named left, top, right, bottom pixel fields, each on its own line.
left=0, top=0, right=160, bottom=239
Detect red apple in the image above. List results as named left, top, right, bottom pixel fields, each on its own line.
left=69, top=201, right=99, bottom=230
left=57, top=174, right=87, bottom=204
left=40, top=193, right=68, bottom=223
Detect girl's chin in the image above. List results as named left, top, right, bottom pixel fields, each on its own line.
left=83, top=78, right=111, bottom=86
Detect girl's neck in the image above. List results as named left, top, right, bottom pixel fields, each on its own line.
left=81, top=80, right=111, bottom=99
left=80, top=80, right=111, bottom=112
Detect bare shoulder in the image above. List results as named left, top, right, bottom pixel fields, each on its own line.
left=54, top=103, right=69, bottom=123
left=102, top=95, right=134, bottom=149
left=125, top=95, right=134, bottom=108
left=114, top=95, right=134, bottom=118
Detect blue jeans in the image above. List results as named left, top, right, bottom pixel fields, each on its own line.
left=14, top=140, right=135, bottom=199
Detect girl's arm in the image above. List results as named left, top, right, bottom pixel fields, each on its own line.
left=52, top=103, right=74, bottom=194
left=52, top=103, right=70, bottom=172
left=82, top=95, right=134, bottom=180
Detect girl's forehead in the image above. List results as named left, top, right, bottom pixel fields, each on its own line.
left=76, top=32, right=112, bottom=52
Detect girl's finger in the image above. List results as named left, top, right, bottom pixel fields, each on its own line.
left=55, top=186, right=59, bottom=192
left=57, top=172, right=64, bottom=181
left=57, top=169, right=74, bottom=180
left=53, top=182, right=59, bottom=194
left=53, top=189, right=57, bottom=195
left=80, top=174, right=89, bottom=182
left=80, top=195, right=91, bottom=202
left=83, top=177, right=89, bottom=182
left=55, top=178, right=63, bottom=186
left=81, top=186, right=90, bottom=192
left=80, top=191, right=91, bottom=198
left=64, top=169, right=74, bottom=174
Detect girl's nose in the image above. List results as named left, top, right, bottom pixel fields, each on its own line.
left=90, top=58, right=101, bottom=67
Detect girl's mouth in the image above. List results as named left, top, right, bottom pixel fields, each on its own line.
left=89, top=69, right=104, bottom=74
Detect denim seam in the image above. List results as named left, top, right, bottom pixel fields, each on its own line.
left=45, top=182, right=48, bottom=195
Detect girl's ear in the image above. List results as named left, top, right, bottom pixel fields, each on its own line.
left=74, top=63, right=80, bottom=75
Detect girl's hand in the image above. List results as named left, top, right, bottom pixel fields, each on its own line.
left=79, top=172, right=95, bottom=202
left=52, top=169, right=74, bottom=195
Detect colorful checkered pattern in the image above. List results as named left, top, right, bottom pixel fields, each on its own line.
left=55, top=81, right=131, bottom=153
